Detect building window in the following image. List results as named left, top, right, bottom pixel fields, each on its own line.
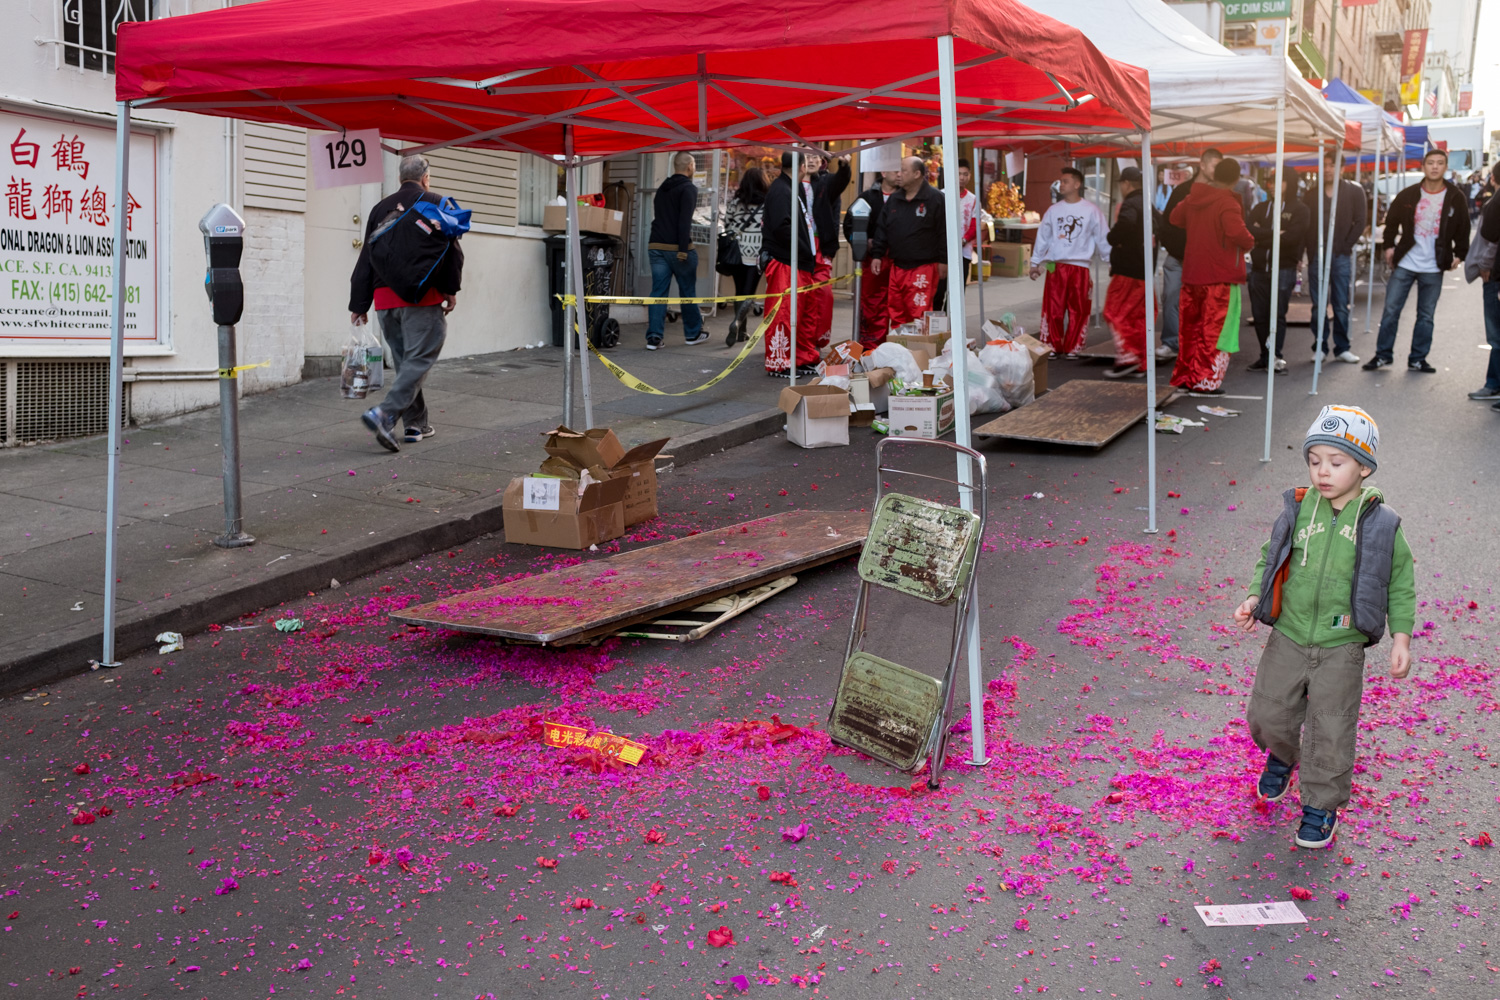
left=62, top=0, right=152, bottom=73
left=518, top=154, right=559, bottom=227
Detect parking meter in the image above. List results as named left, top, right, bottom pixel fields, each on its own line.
left=198, top=204, right=254, bottom=548
left=846, top=197, right=872, bottom=263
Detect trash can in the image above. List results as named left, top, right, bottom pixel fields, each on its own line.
left=545, top=233, right=621, bottom=349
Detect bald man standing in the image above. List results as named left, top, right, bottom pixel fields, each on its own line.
left=868, top=156, right=948, bottom=335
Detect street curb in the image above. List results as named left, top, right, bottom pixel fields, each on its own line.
left=0, top=408, right=785, bottom=697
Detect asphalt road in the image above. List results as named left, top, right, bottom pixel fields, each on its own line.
left=3, top=270, right=1499, bottom=999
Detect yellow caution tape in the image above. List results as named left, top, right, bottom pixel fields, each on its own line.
left=580, top=312, right=773, bottom=396
left=217, top=361, right=271, bottom=379
left=556, top=271, right=851, bottom=308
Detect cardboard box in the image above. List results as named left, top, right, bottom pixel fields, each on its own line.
left=1013, top=332, right=1051, bottom=396
left=542, top=425, right=626, bottom=471
left=612, top=438, right=670, bottom=526
left=887, top=390, right=956, bottom=439
left=502, top=475, right=628, bottom=549
left=886, top=331, right=951, bottom=357
left=778, top=384, right=850, bottom=448
left=540, top=204, right=624, bottom=236
left=988, top=242, right=1031, bottom=278
left=850, top=367, right=894, bottom=414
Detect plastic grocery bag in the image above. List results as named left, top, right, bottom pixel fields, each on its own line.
left=361, top=323, right=385, bottom=389
left=868, top=342, right=923, bottom=385
left=979, top=340, right=1035, bottom=410
left=341, top=328, right=369, bottom=399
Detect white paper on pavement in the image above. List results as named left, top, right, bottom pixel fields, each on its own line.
left=1195, top=901, right=1307, bottom=927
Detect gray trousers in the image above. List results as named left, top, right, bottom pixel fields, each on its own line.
left=1161, top=254, right=1183, bottom=350
left=376, top=305, right=447, bottom=428
left=1247, top=628, right=1366, bottom=811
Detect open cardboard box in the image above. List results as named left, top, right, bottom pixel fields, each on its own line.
left=778, top=384, right=850, bottom=448
left=503, top=474, right=629, bottom=549
left=538, top=426, right=668, bottom=526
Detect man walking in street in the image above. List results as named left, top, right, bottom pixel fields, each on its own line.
left=868, top=155, right=946, bottom=335
left=1247, top=173, right=1309, bottom=374
left=1304, top=151, right=1367, bottom=365
left=1158, top=148, right=1224, bottom=361
left=349, top=154, right=464, bottom=452
left=761, top=151, right=820, bottom=377
left=1029, top=166, right=1108, bottom=358
left=1168, top=157, right=1254, bottom=397
left=646, top=151, right=707, bottom=350
left=846, top=171, right=897, bottom=350
left=1364, top=149, right=1469, bottom=373
left=1101, top=166, right=1154, bottom=379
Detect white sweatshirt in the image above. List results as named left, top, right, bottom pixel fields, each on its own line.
left=1032, top=198, right=1109, bottom=267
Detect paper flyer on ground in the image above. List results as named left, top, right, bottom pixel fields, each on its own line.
left=1195, top=901, right=1307, bottom=927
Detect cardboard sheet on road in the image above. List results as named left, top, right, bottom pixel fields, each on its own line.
left=392, top=510, right=870, bottom=645
left=973, top=380, right=1178, bottom=449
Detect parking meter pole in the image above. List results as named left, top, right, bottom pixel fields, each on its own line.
left=215, top=323, right=253, bottom=548
left=561, top=126, right=577, bottom=428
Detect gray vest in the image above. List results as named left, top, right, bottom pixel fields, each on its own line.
left=1253, top=487, right=1401, bottom=646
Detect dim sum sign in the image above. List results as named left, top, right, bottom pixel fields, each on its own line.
left=0, top=109, right=158, bottom=352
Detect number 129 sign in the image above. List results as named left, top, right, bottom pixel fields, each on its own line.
left=309, top=129, right=385, bottom=189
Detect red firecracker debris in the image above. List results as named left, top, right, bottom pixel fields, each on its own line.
left=706, top=926, right=735, bottom=948
left=757, top=786, right=771, bottom=801
left=536, top=857, right=557, bottom=869
left=73, top=763, right=90, bottom=775
left=71, top=811, right=95, bottom=826
left=768, top=871, right=798, bottom=887
left=1289, top=886, right=1313, bottom=900
left=568, top=804, right=590, bottom=820
left=572, top=898, right=595, bottom=910
left=493, top=805, right=518, bottom=817
left=643, top=828, right=665, bottom=844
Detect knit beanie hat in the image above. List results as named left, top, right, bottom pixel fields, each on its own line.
left=1303, top=404, right=1379, bottom=471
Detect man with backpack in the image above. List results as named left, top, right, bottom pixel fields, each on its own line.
left=349, top=154, right=467, bottom=452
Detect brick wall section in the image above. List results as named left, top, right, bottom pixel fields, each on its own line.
left=238, top=208, right=306, bottom=393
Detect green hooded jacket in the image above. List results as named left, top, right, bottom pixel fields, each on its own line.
left=1249, top=485, right=1416, bottom=648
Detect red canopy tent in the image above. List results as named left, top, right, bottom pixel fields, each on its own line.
left=102, top=0, right=1150, bottom=758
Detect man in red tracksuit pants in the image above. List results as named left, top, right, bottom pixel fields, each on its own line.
left=760, top=152, right=821, bottom=376
left=1168, top=157, right=1254, bottom=396
left=868, top=156, right=946, bottom=334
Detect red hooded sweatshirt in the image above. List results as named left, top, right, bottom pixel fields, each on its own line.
left=1168, top=183, right=1254, bottom=286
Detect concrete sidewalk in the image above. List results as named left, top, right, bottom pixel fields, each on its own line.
left=0, top=276, right=1052, bottom=692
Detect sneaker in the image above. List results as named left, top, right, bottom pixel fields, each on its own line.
left=1247, top=358, right=1270, bottom=372
left=1274, top=358, right=1288, bottom=372
left=1102, top=363, right=1144, bottom=379
left=361, top=407, right=400, bottom=453
left=1472, top=386, right=1500, bottom=400
left=1294, top=806, right=1339, bottom=849
left=645, top=338, right=662, bottom=351
left=1408, top=360, right=1437, bottom=373
left=1188, top=387, right=1227, bottom=397
left=684, top=332, right=711, bottom=346
left=403, top=424, right=436, bottom=443
left=1257, top=753, right=1295, bottom=803
left=1311, top=349, right=1326, bottom=363
left=1062, top=351, right=1081, bottom=360
left=1155, top=344, right=1178, bottom=360
left=795, top=364, right=821, bottom=379
left=1361, top=357, right=1391, bottom=371
left=1335, top=350, right=1361, bottom=364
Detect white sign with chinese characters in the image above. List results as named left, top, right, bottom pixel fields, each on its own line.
left=0, top=109, right=158, bottom=352
left=309, top=129, right=384, bottom=189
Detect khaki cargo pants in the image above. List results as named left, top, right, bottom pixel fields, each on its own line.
left=1246, top=628, right=1366, bottom=812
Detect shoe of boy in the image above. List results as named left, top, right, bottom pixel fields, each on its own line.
left=361, top=407, right=400, bottom=453
left=1294, top=806, right=1338, bottom=849
left=1256, top=753, right=1294, bottom=803
left=404, top=424, right=436, bottom=443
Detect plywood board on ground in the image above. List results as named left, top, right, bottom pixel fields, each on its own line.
left=392, top=510, right=869, bottom=645
left=973, top=380, right=1178, bottom=449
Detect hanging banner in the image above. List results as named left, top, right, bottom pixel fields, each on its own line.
left=1399, top=73, right=1422, bottom=107
left=1221, top=0, right=1291, bottom=20
left=0, top=109, right=157, bottom=352
left=1400, top=29, right=1428, bottom=82
left=1458, top=86, right=1473, bottom=113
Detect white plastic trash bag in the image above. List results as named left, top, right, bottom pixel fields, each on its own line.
left=979, top=340, right=1035, bottom=410
left=868, top=342, right=922, bottom=385
left=967, top=383, right=1010, bottom=415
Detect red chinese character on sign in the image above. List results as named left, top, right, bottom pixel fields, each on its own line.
left=126, top=191, right=140, bottom=232
left=10, top=129, right=39, bottom=168
left=42, top=183, right=73, bottom=224
left=6, top=176, right=34, bottom=220
left=52, top=134, right=89, bottom=180
left=79, top=186, right=109, bottom=227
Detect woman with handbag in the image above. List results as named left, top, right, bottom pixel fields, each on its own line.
left=718, top=167, right=767, bottom=345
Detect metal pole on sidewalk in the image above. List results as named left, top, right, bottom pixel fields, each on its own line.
left=1141, top=131, right=1158, bottom=534
left=214, top=322, right=254, bottom=547
left=1262, top=97, right=1287, bottom=464
left=708, top=150, right=722, bottom=320
left=100, top=101, right=132, bottom=669
left=563, top=140, right=594, bottom=429
left=562, top=128, right=577, bottom=427
left=1312, top=143, right=1343, bottom=396
left=938, top=34, right=987, bottom=768
left=1366, top=128, right=1380, bottom=333
left=789, top=149, right=800, bottom=386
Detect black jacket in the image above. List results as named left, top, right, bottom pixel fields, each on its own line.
left=1302, top=179, right=1367, bottom=259
left=1248, top=195, right=1310, bottom=272
left=1159, top=173, right=1199, bottom=261
left=1379, top=180, right=1470, bottom=270
left=761, top=172, right=816, bottom=272
left=348, top=181, right=465, bottom=314
left=844, top=183, right=889, bottom=259
left=809, top=159, right=852, bottom=259
left=648, top=173, right=697, bottom=252
left=868, top=181, right=946, bottom=269
left=1106, top=189, right=1157, bottom=280
left=1482, top=187, right=1500, bottom=246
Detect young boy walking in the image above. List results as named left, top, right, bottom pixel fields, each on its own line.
left=1233, top=405, right=1415, bottom=848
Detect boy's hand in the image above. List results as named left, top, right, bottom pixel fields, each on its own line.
left=1233, top=597, right=1258, bottom=631
left=1389, top=633, right=1412, bottom=679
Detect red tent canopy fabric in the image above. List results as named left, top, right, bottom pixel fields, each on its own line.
left=115, top=0, right=1150, bottom=156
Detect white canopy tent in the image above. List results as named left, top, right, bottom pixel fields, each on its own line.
left=1015, top=0, right=1347, bottom=526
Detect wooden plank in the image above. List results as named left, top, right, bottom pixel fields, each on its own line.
left=973, top=380, right=1178, bottom=449
left=392, top=510, right=869, bottom=644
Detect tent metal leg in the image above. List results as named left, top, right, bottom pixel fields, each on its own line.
left=564, top=147, right=593, bottom=429
left=789, top=149, right=799, bottom=387
left=1261, top=98, right=1286, bottom=464
left=562, top=127, right=577, bottom=427
left=1140, top=130, right=1158, bottom=535
left=938, top=33, right=986, bottom=767
left=100, top=100, right=132, bottom=669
